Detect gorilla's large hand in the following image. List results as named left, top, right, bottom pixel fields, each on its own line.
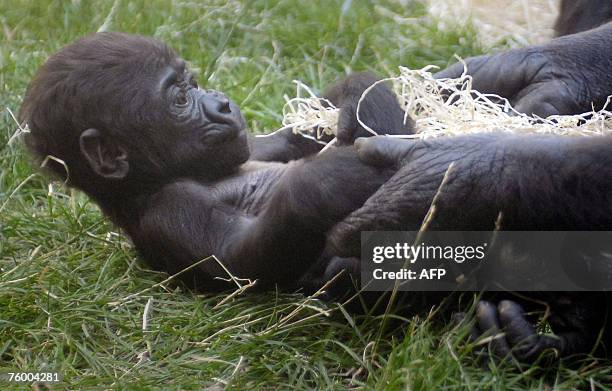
left=326, top=135, right=507, bottom=257
left=327, top=133, right=612, bottom=258
left=436, top=22, right=612, bottom=117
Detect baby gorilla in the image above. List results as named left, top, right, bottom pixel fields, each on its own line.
left=19, top=32, right=413, bottom=291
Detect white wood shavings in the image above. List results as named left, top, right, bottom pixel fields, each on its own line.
left=281, top=65, right=612, bottom=142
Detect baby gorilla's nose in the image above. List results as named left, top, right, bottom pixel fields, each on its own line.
left=199, top=89, right=245, bottom=133
left=218, top=97, right=231, bottom=114
left=205, top=90, right=231, bottom=115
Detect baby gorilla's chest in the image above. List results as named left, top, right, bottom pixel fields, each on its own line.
left=212, top=163, right=287, bottom=215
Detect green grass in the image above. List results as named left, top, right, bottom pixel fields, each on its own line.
left=1, top=0, right=612, bottom=389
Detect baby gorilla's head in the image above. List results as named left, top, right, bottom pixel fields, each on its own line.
left=20, top=32, right=249, bottom=201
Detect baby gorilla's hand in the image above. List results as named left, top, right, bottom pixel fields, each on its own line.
left=323, top=72, right=414, bottom=145
left=436, top=22, right=612, bottom=117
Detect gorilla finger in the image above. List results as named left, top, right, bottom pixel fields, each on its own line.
left=354, top=136, right=416, bottom=167
left=513, top=80, right=582, bottom=117
left=498, top=301, right=569, bottom=361
left=335, top=106, right=358, bottom=146
left=434, top=55, right=498, bottom=93
left=476, top=301, right=512, bottom=358
left=434, top=60, right=468, bottom=80
left=434, top=57, right=487, bottom=102
left=497, top=300, right=542, bottom=359
left=434, top=55, right=495, bottom=80
left=438, top=52, right=550, bottom=100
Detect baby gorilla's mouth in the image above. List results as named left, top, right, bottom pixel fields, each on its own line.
left=200, top=109, right=246, bottom=145
left=202, top=124, right=243, bottom=144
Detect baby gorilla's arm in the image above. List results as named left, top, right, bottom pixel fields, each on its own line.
left=134, top=147, right=394, bottom=291
left=225, top=148, right=395, bottom=286
left=247, top=127, right=323, bottom=162
left=247, top=72, right=414, bottom=163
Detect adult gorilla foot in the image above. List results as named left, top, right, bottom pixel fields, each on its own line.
left=460, top=300, right=584, bottom=364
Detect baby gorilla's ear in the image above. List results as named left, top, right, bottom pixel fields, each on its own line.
left=79, top=128, right=129, bottom=180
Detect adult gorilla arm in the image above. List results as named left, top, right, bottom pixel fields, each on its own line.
left=326, top=135, right=612, bottom=256
left=248, top=73, right=414, bottom=162
left=323, top=135, right=612, bottom=360
left=436, top=22, right=612, bottom=118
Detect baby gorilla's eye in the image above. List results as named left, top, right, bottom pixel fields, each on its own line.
left=175, top=89, right=189, bottom=107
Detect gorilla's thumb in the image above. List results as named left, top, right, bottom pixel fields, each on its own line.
left=354, top=136, right=414, bottom=167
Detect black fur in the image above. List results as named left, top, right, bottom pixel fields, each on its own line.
left=323, top=134, right=612, bottom=360
left=19, top=32, right=411, bottom=291
left=21, top=29, right=612, bottom=362
left=554, top=0, right=612, bottom=37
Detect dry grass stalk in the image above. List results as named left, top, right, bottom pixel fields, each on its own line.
left=281, top=80, right=339, bottom=142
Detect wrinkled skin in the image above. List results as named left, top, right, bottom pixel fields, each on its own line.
left=321, top=9, right=612, bottom=362
left=427, top=16, right=612, bottom=362
left=435, top=22, right=612, bottom=118
left=327, top=133, right=612, bottom=256
left=323, top=133, right=612, bottom=361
